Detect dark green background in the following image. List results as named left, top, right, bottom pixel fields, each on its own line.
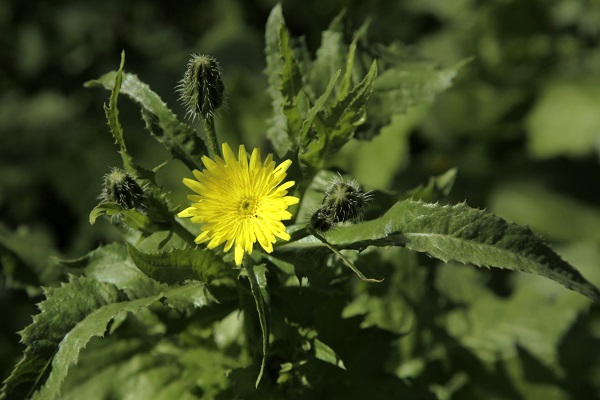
left=2, top=0, right=600, bottom=394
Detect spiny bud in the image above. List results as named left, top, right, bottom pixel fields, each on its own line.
left=178, top=54, right=225, bottom=119
left=309, top=206, right=335, bottom=233
left=323, top=174, right=372, bottom=223
left=100, top=168, right=147, bottom=212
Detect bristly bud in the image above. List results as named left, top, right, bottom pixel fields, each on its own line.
left=100, top=168, right=147, bottom=212
left=310, top=206, right=335, bottom=233
left=178, top=54, right=225, bottom=119
left=323, top=174, right=373, bottom=223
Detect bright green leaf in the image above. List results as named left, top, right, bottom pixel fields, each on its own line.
left=526, top=78, right=600, bottom=159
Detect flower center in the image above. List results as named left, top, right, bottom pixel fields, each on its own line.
left=238, top=197, right=258, bottom=217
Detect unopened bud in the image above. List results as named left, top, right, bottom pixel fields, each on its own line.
left=178, top=54, right=225, bottom=119
left=323, top=175, right=372, bottom=223
left=100, top=168, right=147, bottom=212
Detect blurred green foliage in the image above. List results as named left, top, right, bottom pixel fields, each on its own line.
left=1, top=0, right=600, bottom=398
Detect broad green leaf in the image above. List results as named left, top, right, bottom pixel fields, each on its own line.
left=300, top=61, right=378, bottom=171
left=127, top=245, right=233, bottom=285
left=0, top=276, right=121, bottom=400
left=526, top=78, right=600, bottom=159
left=242, top=264, right=270, bottom=387
left=264, top=4, right=289, bottom=156
left=85, top=57, right=205, bottom=172
left=34, top=294, right=163, bottom=400
left=282, top=200, right=600, bottom=303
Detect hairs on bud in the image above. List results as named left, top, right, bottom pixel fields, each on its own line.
left=323, top=173, right=373, bottom=223
left=100, top=168, right=147, bottom=213
left=177, top=54, right=225, bottom=120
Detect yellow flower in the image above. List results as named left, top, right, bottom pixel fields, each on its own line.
left=178, top=143, right=300, bottom=265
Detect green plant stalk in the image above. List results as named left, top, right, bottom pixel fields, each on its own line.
left=202, top=114, right=220, bottom=158
left=171, top=219, right=198, bottom=247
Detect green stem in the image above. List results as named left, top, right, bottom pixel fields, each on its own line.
left=309, top=227, right=383, bottom=283
left=171, top=219, right=197, bottom=247
left=202, top=114, right=219, bottom=158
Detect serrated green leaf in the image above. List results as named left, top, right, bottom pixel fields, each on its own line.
left=300, top=60, right=378, bottom=171
left=99, top=51, right=145, bottom=178
left=243, top=264, right=270, bottom=387
left=127, top=245, right=232, bottom=285
left=264, top=4, right=289, bottom=156
left=85, top=56, right=205, bottom=171
left=159, top=281, right=217, bottom=318
left=59, top=243, right=162, bottom=300
left=1, top=276, right=122, bottom=400
left=35, top=294, right=163, bottom=400
left=299, top=70, right=341, bottom=144
left=278, top=24, right=304, bottom=148
left=281, top=200, right=600, bottom=303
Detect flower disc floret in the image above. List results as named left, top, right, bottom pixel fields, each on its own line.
left=178, top=143, right=299, bottom=265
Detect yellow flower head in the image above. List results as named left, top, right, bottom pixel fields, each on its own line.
left=178, top=143, right=300, bottom=265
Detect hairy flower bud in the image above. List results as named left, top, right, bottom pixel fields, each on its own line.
left=100, top=168, right=147, bottom=211
left=309, top=206, right=334, bottom=233
left=323, top=174, right=372, bottom=223
left=178, top=54, right=225, bottom=119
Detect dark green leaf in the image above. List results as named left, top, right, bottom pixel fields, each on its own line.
left=89, top=202, right=169, bottom=235
left=35, top=294, right=163, bottom=400
left=1, top=276, right=122, bottom=400
left=85, top=55, right=205, bottom=171
left=243, top=264, right=270, bottom=387
left=313, top=338, right=346, bottom=370
left=127, top=245, right=233, bottom=285
left=300, top=61, right=378, bottom=171
left=264, top=4, right=289, bottom=156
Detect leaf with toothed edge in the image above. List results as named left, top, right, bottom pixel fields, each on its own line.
left=127, top=245, right=233, bottom=285
left=278, top=200, right=600, bottom=303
